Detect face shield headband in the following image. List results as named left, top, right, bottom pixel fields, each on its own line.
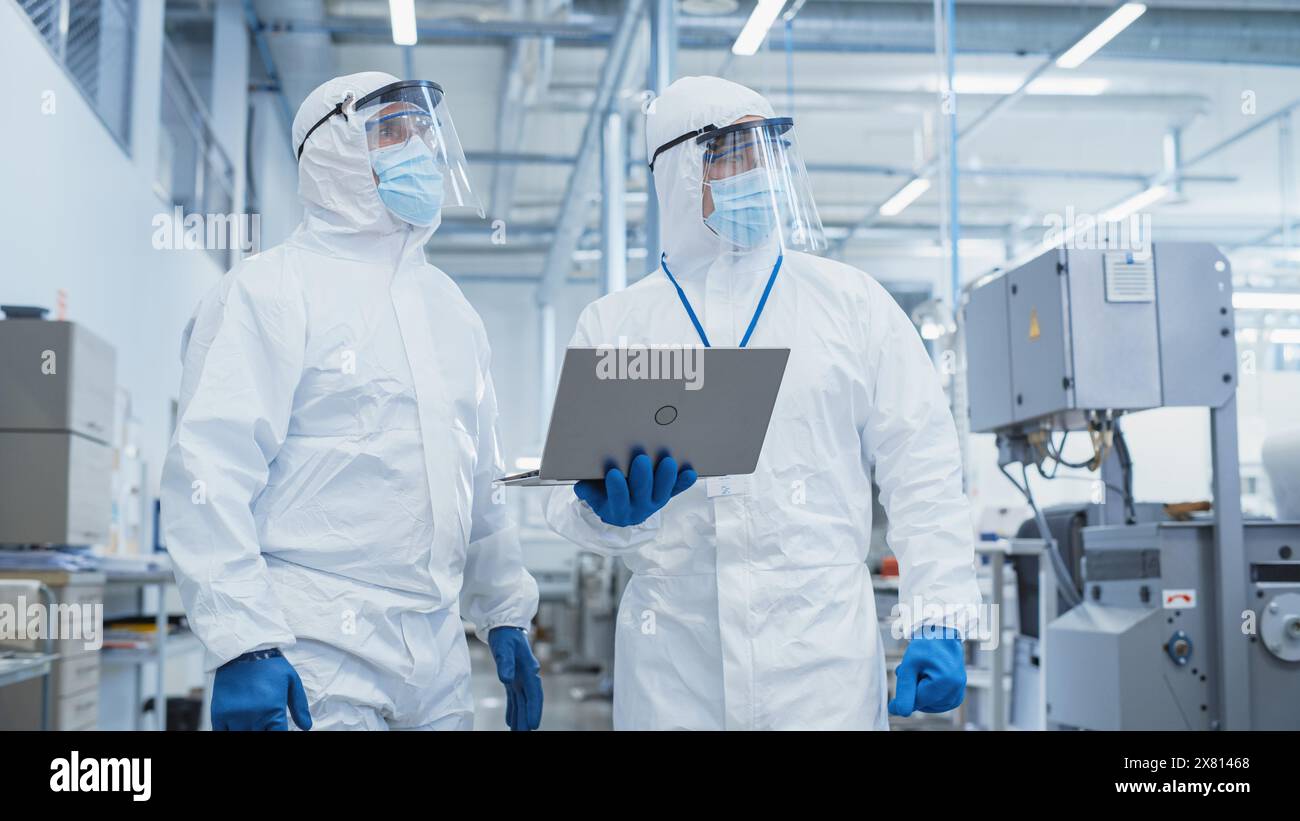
left=647, top=117, right=795, bottom=172
left=295, top=80, right=446, bottom=162
left=648, top=123, right=714, bottom=172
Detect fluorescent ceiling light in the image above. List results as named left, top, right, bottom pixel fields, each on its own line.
left=1099, top=184, right=1167, bottom=223
left=1270, top=328, right=1300, bottom=345
left=1234, top=292, right=1300, bottom=311
left=945, top=75, right=1110, bottom=96
left=1056, top=3, right=1147, bottom=69
left=732, top=0, right=785, bottom=56
left=389, top=0, right=417, bottom=46
left=878, top=177, right=932, bottom=217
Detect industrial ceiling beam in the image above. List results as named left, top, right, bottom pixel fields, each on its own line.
left=643, top=0, right=677, bottom=272
left=260, top=15, right=610, bottom=43
left=1178, top=95, right=1300, bottom=172
left=535, top=0, right=646, bottom=307
left=263, top=3, right=1300, bottom=66
left=488, top=0, right=541, bottom=222
left=465, top=151, right=1238, bottom=186
left=430, top=218, right=1015, bottom=243
left=1155, top=94, right=1300, bottom=253
left=676, top=1, right=1300, bottom=66
left=535, top=87, right=1212, bottom=122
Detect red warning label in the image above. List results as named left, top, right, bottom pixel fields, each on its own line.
left=1162, top=589, right=1197, bottom=609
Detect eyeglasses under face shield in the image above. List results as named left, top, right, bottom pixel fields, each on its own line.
left=650, top=117, right=826, bottom=253
left=297, top=80, right=483, bottom=216
left=364, top=105, right=436, bottom=151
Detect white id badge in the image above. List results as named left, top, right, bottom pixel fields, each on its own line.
left=706, top=475, right=753, bottom=498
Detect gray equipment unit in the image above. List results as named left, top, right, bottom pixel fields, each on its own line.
left=0, top=319, right=116, bottom=545
left=963, top=243, right=1291, bottom=730
left=964, top=243, right=1235, bottom=434
left=1047, top=521, right=1300, bottom=730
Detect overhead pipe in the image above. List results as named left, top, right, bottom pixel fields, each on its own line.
left=602, top=108, right=628, bottom=295
left=241, top=0, right=296, bottom=156
left=1177, top=95, right=1300, bottom=172
left=1281, top=114, right=1295, bottom=253
left=643, top=0, right=677, bottom=279
left=934, top=0, right=960, bottom=306
left=243, top=0, right=335, bottom=156
left=489, top=0, right=558, bottom=221
left=535, top=0, right=645, bottom=306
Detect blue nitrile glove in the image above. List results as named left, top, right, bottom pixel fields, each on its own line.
left=488, top=627, right=543, bottom=731
left=888, top=626, right=966, bottom=717
left=211, top=648, right=313, bottom=731
left=573, top=453, right=698, bottom=527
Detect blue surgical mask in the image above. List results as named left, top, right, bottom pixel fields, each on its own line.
left=704, top=167, right=781, bottom=249
left=370, top=138, right=445, bottom=227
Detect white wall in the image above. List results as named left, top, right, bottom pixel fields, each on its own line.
left=0, top=2, right=220, bottom=541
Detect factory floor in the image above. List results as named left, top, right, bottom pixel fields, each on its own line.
left=467, top=640, right=613, bottom=731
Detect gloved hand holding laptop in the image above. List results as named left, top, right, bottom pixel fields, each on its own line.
left=574, top=452, right=697, bottom=527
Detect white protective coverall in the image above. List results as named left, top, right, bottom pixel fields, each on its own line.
left=545, top=76, right=981, bottom=730
left=161, top=72, right=538, bottom=730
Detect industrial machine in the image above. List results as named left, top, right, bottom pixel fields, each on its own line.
left=963, top=243, right=1299, bottom=730
left=0, top=311, right=116, bottom=546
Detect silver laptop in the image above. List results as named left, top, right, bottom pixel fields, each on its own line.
left=499, top=346, right=790, bottom=486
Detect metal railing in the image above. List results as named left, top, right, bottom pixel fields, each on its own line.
left=17, top=0, right=136, bottom=149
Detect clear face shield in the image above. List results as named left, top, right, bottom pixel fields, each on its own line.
left=654, top=116, right=826, bottom=255
left=297, top=80, right=484, bottom=224
left=356, top=80, right=488, bottom=220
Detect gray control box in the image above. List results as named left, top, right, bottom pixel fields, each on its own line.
left=963, top=243, right=1236, bottom=433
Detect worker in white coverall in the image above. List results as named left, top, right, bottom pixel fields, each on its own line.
left=545, top=76, right=982, bottom=730
left=161, top=73, right=542, bottom=731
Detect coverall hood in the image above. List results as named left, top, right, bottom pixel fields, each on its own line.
left=645, top=75, right=777, bottom=281
left=291, top=71, right=439, bottom=263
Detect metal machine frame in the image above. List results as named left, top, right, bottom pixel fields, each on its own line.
left=962, top=242, right=1284, bottom=730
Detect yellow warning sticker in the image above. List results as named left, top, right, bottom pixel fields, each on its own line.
left=1028, top=308, right=1041, bottom=341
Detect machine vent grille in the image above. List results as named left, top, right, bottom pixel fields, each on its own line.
left=1103, top=251, right=1156, bottom=303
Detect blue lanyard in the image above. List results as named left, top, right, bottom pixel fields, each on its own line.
left=660, top=253, right=783, bottom=348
